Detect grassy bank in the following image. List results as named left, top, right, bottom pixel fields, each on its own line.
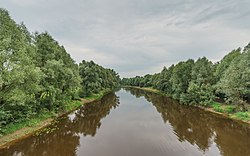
left=84, top=90, right=111, bottom=101
left=209, top=102, right=250, bottom=121
left=0, top=91, right=110, bottom=148
left=129, top=86, right=250, bottom=124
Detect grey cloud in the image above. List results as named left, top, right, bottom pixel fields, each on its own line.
left=1, top=0, right=250, bottom=77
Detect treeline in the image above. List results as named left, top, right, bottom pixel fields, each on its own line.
left=0, top=9, right=120, bottom=129
left=122, top=45, right=250, bottom=110
left=79, top=60, right=120, bottom=97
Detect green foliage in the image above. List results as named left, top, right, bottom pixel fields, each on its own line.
left=1, top=110, right=55, bottom=135
left=1, top=8, right=250, bottom=134
left=187, top=57, right=215, bottom=105
left=217, top=45, right=250, bottom=110
left=157, top=65, right=174, bottom=94
left=34, top=33, right=82, bottom=111
left=170, top=59, right=194, bottom=100
left=122, top=45, right=250, bottom=110
left=79, top=60, right=120, bottom=97
left=0, top=8, right=43, bottom=126
left=214, top=48, right=241, bottom=82
left=0, top=9, right=120, bottom=133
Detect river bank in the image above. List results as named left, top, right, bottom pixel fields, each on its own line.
left=0, top=91, right=110, bottom=149
left=127, top=86, right=250, bottom=125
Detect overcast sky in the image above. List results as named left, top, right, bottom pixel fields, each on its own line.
left=1, top=0, right=250, bottom=77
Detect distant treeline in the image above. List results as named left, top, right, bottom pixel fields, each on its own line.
left=0, top=9, right=120, bottom=128
left=122, top=45, right=250, bottom=110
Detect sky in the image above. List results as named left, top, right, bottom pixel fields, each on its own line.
left=1, top=0, right=250, bottom=77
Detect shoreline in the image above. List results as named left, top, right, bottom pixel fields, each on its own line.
left=128, top=86, right=250, bottom=125
left=0, top=92, right=109, bottom=149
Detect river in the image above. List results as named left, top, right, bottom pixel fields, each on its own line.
left=0, top=88, right=250, bottom=156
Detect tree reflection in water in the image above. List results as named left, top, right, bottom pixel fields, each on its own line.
left=0, top=93, right=120, bottom=156
left=1, top=89, right=250, bottom=156
left=125, top=88, right=250, bottom=156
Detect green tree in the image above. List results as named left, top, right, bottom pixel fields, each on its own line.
left=214, top=48, right=241, bottom=82
left=79, top=60, right=120, bottom=97
left=214, top=48, right=241, bottom=99
left=187, top=57, right=215, bottom=105
left=0, top=9, right=42, bottom=126
left=170, top=59, right=194, bottom=101
left=34, top=32, right=81, bottom=111
left=217, top=45, right=250, bottom=110
left=155, top=65, right=174, bottom=94
left=0, top=8, right=120, bottom=132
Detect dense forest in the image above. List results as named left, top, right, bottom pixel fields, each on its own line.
left=122, top=46, right=250, bottom=111
left=0, top=9, right=120, bottom=131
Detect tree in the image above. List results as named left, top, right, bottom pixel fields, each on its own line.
left=154, top=65, right=174, bottom=94
left=0, top=8, right=121, bottom=131
left=217, top=45, right=250, bottom=110
left=34, top=32, right=81, bottom=111
left=0, top=9, right=42, bottom=126
left=214, top=48, right=241, bottom=82
left=170, top=59, right=194, bottom=101
left=187, top=57, right=215, bottom=105
left=214, top=48, right=241, bottom=99
left=79, top=60, right=120, bottom=97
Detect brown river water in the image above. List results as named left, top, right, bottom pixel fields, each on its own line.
left=0, top=88, right=250, bottom=156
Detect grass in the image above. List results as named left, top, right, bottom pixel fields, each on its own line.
left=224, top=105, right=235, bottom=114
left=64, top=100, right=82, bottom=112
left=85, top=94, right=103, bottom=100
left=210, top=102, right=224, bottom=113
left=231, top=112, right=250, bottom=121
left=85, top=90, right=111, bottom=101
left=209, top=102, right=236, bottom=113
left=206, top=101, right=250, bottom=122
left=1, top=111, right=55, bottom=136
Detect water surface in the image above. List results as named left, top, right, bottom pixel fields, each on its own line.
left=1, top=88, right=250, bottom=156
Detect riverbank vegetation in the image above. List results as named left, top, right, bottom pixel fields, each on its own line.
left=122, top=45, right=250, bottom=122
left=0, top=9, right=120, bottom=136
left=1, top=6, right=249, bottom=143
